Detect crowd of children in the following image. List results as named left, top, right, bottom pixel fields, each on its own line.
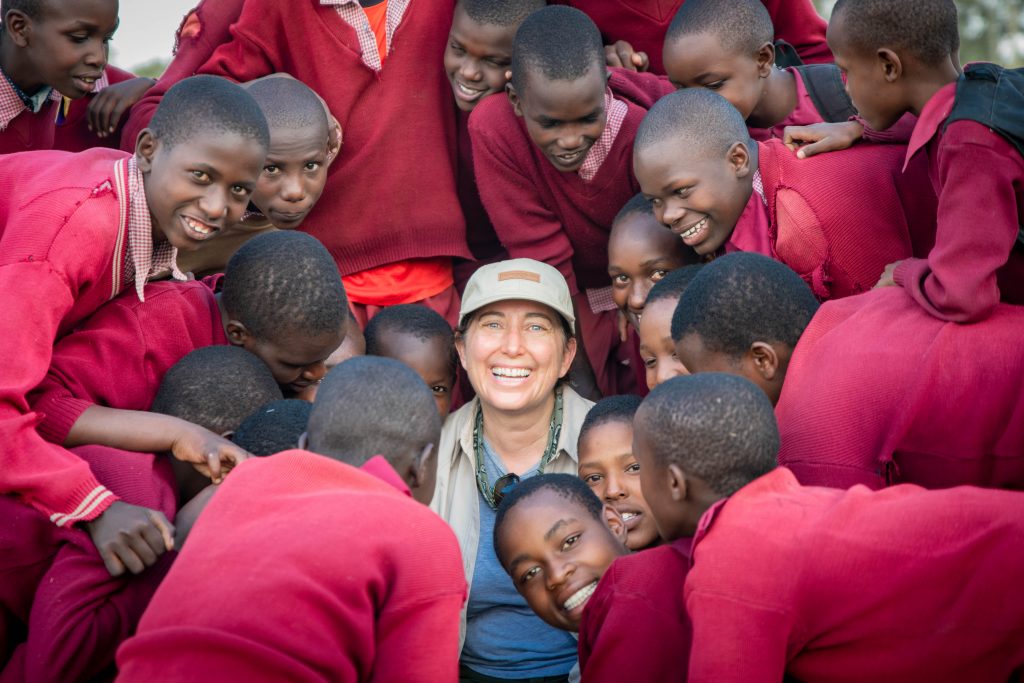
left=1, top=0, right=1022, bottom=679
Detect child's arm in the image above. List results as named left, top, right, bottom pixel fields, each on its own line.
left=890, top=123, right=1023, bottom=322
left=66, top=406, right=249, bottom=484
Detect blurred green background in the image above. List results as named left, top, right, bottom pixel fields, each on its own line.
left=814, top=0, right=1024, bottom=67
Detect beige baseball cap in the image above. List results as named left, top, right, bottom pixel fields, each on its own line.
left=459, top=258, right=575, bottom=333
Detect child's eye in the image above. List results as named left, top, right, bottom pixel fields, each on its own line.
left=230, top=185, right=252, bottom=197
left=613, top=274, right=629, bottom=285
left=449, top=42, right=465, bottom=54
left=643, top=357, right=656, bottom=369
left=431, top=385, right=449, bottom=395
left=582, top=473, right=602, bottom=485
left=486, top=58, right=509, bottom=68
left=68, top=34, right=89, bottom=44
left=263, top=165, right=280, bottom=175
left=191, top=170, right=210, bottom=182
left=626, top=462, right=640, bottom=474
left=706, top=80, right=726, bottom=90
left=305, top=161, right=322, bottom=171
left=519, top=566, right=541, bottom=584
left=103, top=35, right=114, bottom=45
left=675, top=187, right=692, bottom=198
left=651, top=269, right=668, bottom=281
left=561, top=533, right=581, bottom=551
left=649, top=197, right=663, bottom=208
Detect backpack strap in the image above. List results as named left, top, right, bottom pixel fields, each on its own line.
left=792, top=64, right=858, bottom=123
left=773, top=40, right=804, bottom=69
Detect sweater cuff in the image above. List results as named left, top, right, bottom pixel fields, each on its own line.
left=49, top=478, right=120, bottom=528
left=34, top=397, right=94, bottom=445
left=892, top=257, right=925, bottom=288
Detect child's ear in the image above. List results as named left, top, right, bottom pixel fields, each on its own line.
left=602, top=504, right=628, bottom=546
left=667, top=463, right=688, bottom=503
left=135, top=130, right=159, bottom=172
left=747, top=341, right=780, bottom=382
left=408, top=442, right=436, bottom=489
left=225, top=320, right=254, bottom=348
left=727, top=141, right=752, bottom=179
left=877, top=48, right=903, bottom=83
left=507, top=83, right=524, bottom=117
left=756, top=42, right=776, bottom=77
left=4, top=10, right=31, bottom=47
left=220, top=430, right=235, bottom=440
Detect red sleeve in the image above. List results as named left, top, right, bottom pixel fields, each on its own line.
left=371, top=593, right=465, bottom=683
left=893, top=121, right=1024, bottom=322
left=469, top=102, right=581, bottom=293
left=685, top=589, right=793, bottom=682
left=0, top=260, right=117, bottom=524
left=28, top=299, right=150, bottom=445
left=119, top=0, right=255, bottom=152
left=762, top=0, right=832, bottom=64
left=7, top=534, right=174, bottom=683
left=860, top=112, right=918, bottom=144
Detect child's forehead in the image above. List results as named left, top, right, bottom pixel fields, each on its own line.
left=579, top=420, right=635, bottom=458
left=266, top=125, right=329, bottom=159
left=452, top=6, right=518, bottom=50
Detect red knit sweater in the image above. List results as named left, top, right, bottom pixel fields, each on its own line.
left=116, top=451, right=467, bottom=683
left=756, top=139, right=936, bottom=300
left=578, top=537, right=692, bottom=682
left=0, top=99, right=58, bottom=154
left=0, top=148, right=140, bottom=526
left=555, top=0, right=832, bottom=74
left=120, top=0, right=246, bottom=153
left=775, top=287, right=1024, bottom=491
left=186, top=0, right=471, bottom=275
left=2, top=445, right=178, bottom=683
left=470, top=68, right=673, bottom=292
left=686, top=468, right=1024, bottom=682
left=28, top=279, right=227, bottom=446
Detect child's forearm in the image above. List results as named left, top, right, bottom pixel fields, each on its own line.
left=65, top=406, right=191, bottom=452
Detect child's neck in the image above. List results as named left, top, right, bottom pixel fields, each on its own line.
left=746, top=68, right=798, bottom=129
left=0, top=40, right=44, bottom=95
left=905, top=59, right=960, bottom=118
left=480, top=392, right=557, bottom=475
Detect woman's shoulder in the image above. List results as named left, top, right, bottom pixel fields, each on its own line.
left=561, top=387, right=596, bottom=427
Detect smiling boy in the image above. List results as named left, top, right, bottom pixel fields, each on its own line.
left=0, top=75, right=268, bottom=568
left=0, top=0, right=117, bottom=152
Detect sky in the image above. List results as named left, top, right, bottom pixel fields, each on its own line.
left=110, top=0, right=198, bottom=72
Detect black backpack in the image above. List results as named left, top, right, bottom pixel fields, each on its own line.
left=945, top=63, right=1024, bottom=248
left=772, top=41, right=858, bottom=124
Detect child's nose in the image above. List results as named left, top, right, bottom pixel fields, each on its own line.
left=303, top=362, right=327, bottom=382
left=627, top=283, right=647, bottom=311
left=199, top=189, right=229, bottom=221
left=459, top=59, right=482, bottom=81
left=281, top=176, right=305, bottom=202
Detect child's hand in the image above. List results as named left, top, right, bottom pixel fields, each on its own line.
left=604, top=40, right=649, bottom=72
left=874, top=261, right=901, bottom=289
left=616, top=309, right=631, bottom=343
left=783, top=121, right=864, bottom=159
left=170, top=424, right=251, bottom=484
left=87, top=77, right=157, bottom=138
left=86, top=500, right=175, bottom=577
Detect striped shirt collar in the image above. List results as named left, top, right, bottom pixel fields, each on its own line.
left=578, top=87, right=628, bottom=183
left=123, top=156, right=186, bottom=300
left=320, top=0, right=412, bottom=72
left=0, top=66, right=60, bottom=129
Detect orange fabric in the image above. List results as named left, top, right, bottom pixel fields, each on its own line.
left=363, top=0, right=389, bottom=62
left=342, top=256, right=454, bottom=306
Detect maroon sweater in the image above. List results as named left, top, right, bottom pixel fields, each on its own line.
left=776, top=287, right=1024, bottom=491
left=0, top=148, right=140, bottom=525
left=0, top=99, right=58, bottom=154
left=1, top=446, right=177, bottom=683
left=28, top=279, right=227, bottom=446
left=555, top=0, right=831, bottom=74
left=117, top=451, right=466, bottom=683
left=189, top=0, right=470, bottom=274
left=470, top=69, right=673, bottom=293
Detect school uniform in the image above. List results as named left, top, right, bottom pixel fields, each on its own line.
left=52, top=66, right=141, bottom=153
left=685, top=467, right=1024, bottom=682
left=0, top=148, right=184, bottom=528
left=892, top=82, right=1024, bottom=322
left=0, top=66, right=61, bottom=153
left=554, top=0, right=832, bottom=74
left=117, top=450, right=467, bottom=683
left=470, top=68, right=671, bottom=394
left=725, top=139, right=935, bottom=300
left=1, top=446, right=178, bottom=683
left=28, top=278, right=227, bottom=447
left=775, top=286, right=1024, bottom=491
left=120, top=0, right=247, bottom=153
left=577, top=538, right=692, bottom=682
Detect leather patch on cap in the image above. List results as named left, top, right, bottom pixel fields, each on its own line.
left=498, top=270, right=540, bottom=283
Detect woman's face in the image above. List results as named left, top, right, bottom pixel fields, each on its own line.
left=456, top=300, right=576, bottom=416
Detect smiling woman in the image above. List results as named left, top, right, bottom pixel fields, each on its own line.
left=431, top=258, right=595, bottom=683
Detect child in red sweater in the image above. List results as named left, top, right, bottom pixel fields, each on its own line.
left=51, top=64, right=156, bottom=152
left=826, top=0, right=1024, bottom=321
left=117, top=356, right=467, bottom=683
left=577, top=396, right=660, bottom=551
left=634, top=372, right=1024, bottom=682
left=176, top=77, right=337, bottom=276
left=552, top=0, right=831, bottom=75
left=1, top=346, right=283, bottom=683
left=636, top=266, right=703, bottom=391
left=0, top=0, right=116, bottom=153
left=493, top=473, right=692, bottom=683
left=364, top=304, right=456, bottom=419
left=0, top=75, right=268, bottom=571
left=633, top=88, right=935, bottom=300
left=445, top=0, right=544, bottom=291
left=471, top=6, right=674, bottom=396
left=672, top=252, right=1024, bottom=491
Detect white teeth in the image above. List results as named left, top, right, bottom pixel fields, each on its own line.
left=563, top=581, right=598, bottom=611
left=493, top=367, right=531, bottom=378
left=621, top=512, right=638, bottom=521
left=457, top=82, right=481, bottom=96
left=186, top=217, right=213, bottom=235
left=680, top=217, right=707, bottom=239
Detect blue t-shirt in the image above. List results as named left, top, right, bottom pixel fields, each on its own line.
left=460, top=440, right=578, bottom=678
